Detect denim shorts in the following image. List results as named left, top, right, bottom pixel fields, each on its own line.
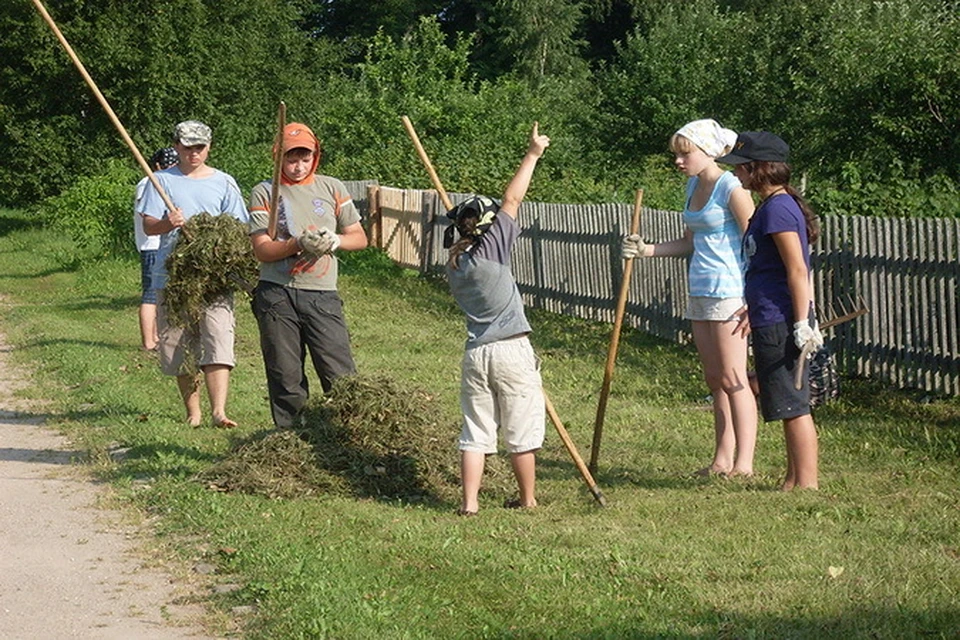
left=140, top=250, right=158, bottom=305
left=752, top=321, right=811, bottom=422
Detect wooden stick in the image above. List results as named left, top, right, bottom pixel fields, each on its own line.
left=795, top=298, right=869, bottom=390
left=545, top=392, right=607, bottom=506
left=401, top=115, right=605, bottom=506
left=401, top=115, right=453, bottom=210
left=267, top=101, right=287, bottom=240
left=29, top=0, right=176, bottom=215
left=589, top=189, right=644, bottom=474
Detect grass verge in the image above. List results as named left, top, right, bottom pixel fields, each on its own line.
left=0, top=209, right=957, bottom=639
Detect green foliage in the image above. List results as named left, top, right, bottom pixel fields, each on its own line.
left=811, top=163, right=960, bottom=218
left=41, top=159, right=139, bottom=258
left=3, top=0, right=960, bottom=218
left=0, top=0, right=339, bottom=204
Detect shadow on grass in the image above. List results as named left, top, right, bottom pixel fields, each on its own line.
left=542, top=603, right=960, bottom=638
left=0, top=211, right=44, bottom=237
left=818, top=375, right=960, bottom=463
left=100, top=442, right=222, bottom=482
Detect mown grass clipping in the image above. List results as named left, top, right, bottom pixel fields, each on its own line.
left=203, top=374, right=514, bottom=503
left=163, top=212, right=258, bottom=327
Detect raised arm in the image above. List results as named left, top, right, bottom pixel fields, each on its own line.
left=499, top=122, right=550, bottom=219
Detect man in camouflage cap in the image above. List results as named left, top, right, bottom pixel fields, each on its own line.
left=137, top=120, right=249, bottom=428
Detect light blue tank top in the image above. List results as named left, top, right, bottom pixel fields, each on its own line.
left=682, top=171, right=746, bottom=298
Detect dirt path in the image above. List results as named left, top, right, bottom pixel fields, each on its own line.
left=0, top=339, right=219, bottom=639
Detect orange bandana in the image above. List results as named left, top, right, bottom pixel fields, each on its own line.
left=275, top=122, right=321, bottom=185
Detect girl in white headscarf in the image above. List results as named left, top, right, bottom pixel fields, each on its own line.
left=622, top=119, right=758, bottom=477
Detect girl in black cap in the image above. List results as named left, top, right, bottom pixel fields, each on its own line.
left=718, top=131, right=822, bottom=490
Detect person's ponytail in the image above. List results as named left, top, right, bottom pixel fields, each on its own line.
left=785, top=185, right=819, bottom=244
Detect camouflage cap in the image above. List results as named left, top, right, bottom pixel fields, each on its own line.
left=173, top=120, right=212, bottom=146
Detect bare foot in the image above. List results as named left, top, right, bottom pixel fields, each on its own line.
left=780, top=480, right=796, bottom=491
left=212, top=416, right=237, bottom=429
left=725, top=468, right=754, bottom=479
left=186, top=415, right=202, bottom=428
left=693, top=465, right=731, bottom=477
left=503, top=498, right=537, bottom=509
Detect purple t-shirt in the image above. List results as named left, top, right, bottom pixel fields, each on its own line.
left=742, top=194, right=810, bottom=328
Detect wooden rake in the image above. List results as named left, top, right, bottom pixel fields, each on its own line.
left=795, top=294, right=869, bottom=389
left=589, top=189, right=643, bottom=474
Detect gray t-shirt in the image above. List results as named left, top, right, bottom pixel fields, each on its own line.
left=248, top=175, right=360, bottom=291
left=446, top=213, right=531, bottom=347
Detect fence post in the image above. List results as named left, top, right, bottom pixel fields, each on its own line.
left=420, top=192, right=438, bottom=275
left=366, top=183, right=381, bottom=249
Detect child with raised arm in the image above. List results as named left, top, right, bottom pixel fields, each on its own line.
left=445, top=122, right=550, bottom=516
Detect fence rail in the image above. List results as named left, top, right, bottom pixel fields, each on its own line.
left=346, top=181, right=960, bottom=397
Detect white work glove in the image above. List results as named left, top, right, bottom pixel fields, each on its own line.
left=793, top=318, right=824, bottom=353
left=299, top=229, right=341, bottom=256
left=621, top=234, right=648, bottom=259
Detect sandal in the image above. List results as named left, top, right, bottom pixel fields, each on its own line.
left=456, top=508, right=477, bottom=517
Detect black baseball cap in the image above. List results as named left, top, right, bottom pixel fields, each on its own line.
left=716, top=131, right=790, bottom=164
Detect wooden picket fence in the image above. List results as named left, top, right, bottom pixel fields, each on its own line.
left=344, top=181, right=960, bottom=397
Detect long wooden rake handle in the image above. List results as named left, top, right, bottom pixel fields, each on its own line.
left=589, top=189, right=643, bottom=473
left=29, top=0, right=176, bottom=215
left=402, top=115, right=454, bottom=211
left=401, top=115, right=606, bottom=506
left=267, top=101, right=287, bottom=240
left=545, top=392, right=607, bottom=506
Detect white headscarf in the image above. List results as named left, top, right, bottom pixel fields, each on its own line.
left=675, top=119, right=738, bottom=158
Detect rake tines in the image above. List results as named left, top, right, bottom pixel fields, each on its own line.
left=820, top=294, right=869, bottom=331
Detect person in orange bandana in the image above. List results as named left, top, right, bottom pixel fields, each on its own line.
left=247, top=122, right=368, bottom=428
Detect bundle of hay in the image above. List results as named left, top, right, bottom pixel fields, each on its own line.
left=201, top=429, right=344, bottom=500
left=163, top=212, right=258, bottom=326
left=203, top=374, right=513, bottom=503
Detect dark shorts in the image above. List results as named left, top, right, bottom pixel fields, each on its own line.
left=752, top=321, right=811, bottom=422
left=140, top=250, right=158, bottom=305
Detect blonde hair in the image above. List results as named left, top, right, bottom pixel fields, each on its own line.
left=669, top=133, right=732, bottom=157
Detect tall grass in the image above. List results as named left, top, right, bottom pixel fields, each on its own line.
left=0, top=209, right=957, bottom=639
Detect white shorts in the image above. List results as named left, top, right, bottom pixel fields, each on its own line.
left=684, top=296, right=745, bottom=322
left=458, top=336, right=545, bottom=455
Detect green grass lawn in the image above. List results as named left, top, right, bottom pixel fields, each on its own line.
left=0, top=209, right=958, bottom=639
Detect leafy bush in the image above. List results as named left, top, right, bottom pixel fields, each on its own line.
left=810, top=163, right=960, bottom=218
left=40, top=159, right=139, bottom=258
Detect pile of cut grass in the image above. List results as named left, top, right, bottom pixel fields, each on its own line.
left=203, top=374, right=513, bottom=503
left=164, top=212, right=258, bottom=327
left=201, top=429, right=344, bottom=499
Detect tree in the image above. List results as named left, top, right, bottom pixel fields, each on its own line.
left=0, top=0, right=339, bottom=204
